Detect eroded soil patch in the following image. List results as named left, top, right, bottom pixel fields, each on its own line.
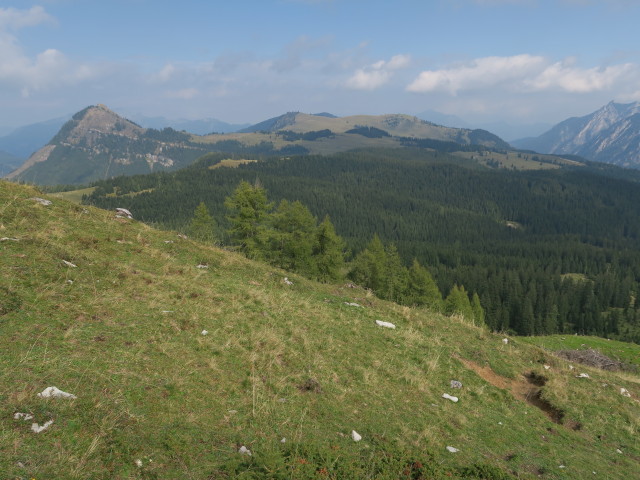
left=458, top=357, right=566, bottom=426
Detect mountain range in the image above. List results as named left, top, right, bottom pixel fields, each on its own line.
left=6, top=105, right=510, bottom=185
left=512, top=101, right=640, bottom=168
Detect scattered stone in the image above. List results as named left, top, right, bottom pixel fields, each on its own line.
left=620, top=388, right=631, bottom=397
left=576, top=373, right=590, bottom=378
left=0, top=237, right=19, bottom=242
left=238, top=445, right=252, bottom=456
left=31, top=197, right=52, bottom=206
left=502, top=338, right=509, bottom=344
left=344, top=302, right=363, bottom=308
left=135, top=459, right=143, bottom=467
left=16, top=462, right=25, bottom=469
left=375, top=320, right=396, bottom=329
left=544, top=365, right=551, bottom=370
left=559, top=465, right=566, bottom=469
left=351, top=430, right=362, bottom=442
left=280, top=437, right=286, bottom=443
left=196, top=264, right=209, bottom=269
left=450, top=380, right=463, bottom=389
left=31, top=420, right=54, bottom=433
left=283, top=277, right=293, bottom=285
left=442, top=393, right=459, bottom=403
left=115, top=207, right=133, bottom=219
left=62, top=260, right=77, bottom=268
left=446, top=446, right=459, bottom=453
left=13, top=412, right=33, bottom=421
left=163, top=240, right=174, bottom=244
left=161, top=310, right=174, bottom=314
left=616, top=448, right=623, bottom=454
left=569, top=365, right=575, bottom=370
left=278, top=398, right=287, bottom=403
left=201, top=330, right=208, bottom=336
left=66, top=280, right=73, bottom=284
left=37, top=386, right=77, bottom=399
left=177, top=233, right=188, bottom=239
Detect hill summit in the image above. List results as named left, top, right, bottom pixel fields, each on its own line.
left=1, top=179, right=639, bottom=479
left=6, top=105, right=209, bottom=185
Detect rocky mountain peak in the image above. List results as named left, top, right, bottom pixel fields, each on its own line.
left=512, top=101, right=640, bottom=168
left=59, top=104, right=145, bottom=146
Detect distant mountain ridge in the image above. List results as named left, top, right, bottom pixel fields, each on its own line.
left=131, top=115, right=250, bottom=135
left=0, top=116, right=69, bottom=159
left=6, top=105, right=511, bottom=185
left=238, top=111, right=510, bottom=149
left=512, top=101, right=640, bottom=168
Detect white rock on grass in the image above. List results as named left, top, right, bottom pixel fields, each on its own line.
left=238, top=445, right=252, bottom=456
left=196, top=264, right=209, bottom=269
left=576, top=373, right=590, bottom=378
left=450, top=380, right=463, bottom=389
left=115, top=208, right=133, bottom=219
left=135, top=459, right=143, bottom=467
left=31, top=420, right=54, bottom=433
left=283, top=277, right=294, bottom=285
left=201, top=330, right=208, bottom=336
left=0, top=237, right=19, bottom=241
left=442, top=393, right=459, bottom=403
left=344, top=302, right=363, bottom=308
left=13, top=412, right=34, bottom=421
left=37, top=386, right=77, bottom=399
left=62, top=260, right=77, bottom=268
left=502, top=338, right=509, bottom=344
left=351, top=430, right=362, bottom=442
left=446, top=446, right=459, bottom=453
left=31, top=197, right=52, bottom=206
left=375, top=320, right=396, bottom=329
left=620, top=388, right=631, bottom=397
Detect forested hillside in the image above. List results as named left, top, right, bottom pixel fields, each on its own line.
left=84, top=149, right=640, bottom=343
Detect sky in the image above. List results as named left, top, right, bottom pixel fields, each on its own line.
left=2, top=0, right=640, bottom=136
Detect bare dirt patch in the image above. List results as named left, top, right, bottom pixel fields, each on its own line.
left=457, top=357, right=566, bottom=426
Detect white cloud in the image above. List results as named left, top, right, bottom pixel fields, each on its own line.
left=0, top=6, right=98, bottom=95
left=153, top=63, right=176, bottom=83
left=407, top=54, right=545, bottom=95
left=0, top=5, right=55, bottom=30
left=525, top=61, right=634, bottom=93
left=346, top=54, right=411, bottom=91
left=407, top=54, right=639, bottom=95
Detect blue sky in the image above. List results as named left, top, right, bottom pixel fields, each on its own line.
left=3, top=0, right=640, bottom=136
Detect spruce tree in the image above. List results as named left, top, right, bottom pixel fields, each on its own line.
left=224, top=180, right=272, bottom=257
left=265, top=199, right=317, bottom=275
left=349, top=234, right=387, bottom=293
left=471, top=292, right=485, bottom=326
left=188, top=202, right=217, bottom=244
left=444, top=285, right=474, bottom=320
left=406, top=258, right=442, bottom=309
left=313, top=215, right=345, bottom=283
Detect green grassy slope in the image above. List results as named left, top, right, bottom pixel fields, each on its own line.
left=1, top=180, right=639, bottom=479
